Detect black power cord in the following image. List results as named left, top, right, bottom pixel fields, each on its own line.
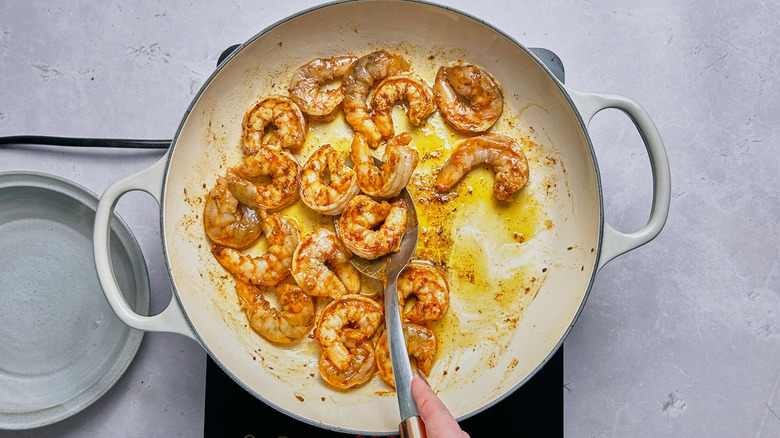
left=0, top=136, right=170, bottom=149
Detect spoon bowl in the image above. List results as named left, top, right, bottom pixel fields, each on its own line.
left=336, top=188, right=419, bottom=279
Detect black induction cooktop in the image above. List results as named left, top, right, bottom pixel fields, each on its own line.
left=204, top=348, right=562, bottom=437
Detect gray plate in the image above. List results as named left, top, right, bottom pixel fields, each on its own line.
left=0, top=171, right=150, bottom=429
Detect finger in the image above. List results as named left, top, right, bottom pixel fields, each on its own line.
left=411, top=376, right=468, bottom=437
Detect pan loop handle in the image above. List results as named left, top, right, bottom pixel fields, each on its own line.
left=93, top=154, right=198, bottom=341
left=566, top=88, right=671, bottom=271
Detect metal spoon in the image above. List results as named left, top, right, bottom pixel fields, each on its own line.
left=334, top=187, right=426, bottom=438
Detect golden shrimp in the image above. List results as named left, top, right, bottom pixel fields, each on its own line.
left=203, top=176, right=263, bottom=249
left=351, top=132, right=419, bottom=198
left=337, top=195, right=408, bottom=260
left=376, top=323, right=437, bottom=388
left=226, top=147, right=301, bottom=211
left=315, top=295, right=383, bottom=371
left=242, top=96, right=307, bottom=155
left=436, top=133, right=529, bottom=202
left=235, top=280, right=315, bottom=344
left=397, top=261, right=449, bottom=324
left=291, top=228, right=361, bottom=299
left=434, top=63, right=503, bottom=133
left=370, top=73, right=436, bottom=140
left=318, top=340, right=376, bottom=389
left=288, top=55, right=357, bottom=121
left=299, top=144, right=360, bottom=215
left=342, top=50, right=410, bottom=147
left=211, top=211, right=300, bottom=286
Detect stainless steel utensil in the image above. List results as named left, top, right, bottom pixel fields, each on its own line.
left=335, top=188, right=425, bottom=437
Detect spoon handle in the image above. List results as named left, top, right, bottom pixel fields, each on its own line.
left=399, top=415, right=428, bottom=438
left=384, top=273, right=421, bottom=421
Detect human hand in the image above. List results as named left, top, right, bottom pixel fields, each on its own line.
left=411, top=376, right=470, bottom=438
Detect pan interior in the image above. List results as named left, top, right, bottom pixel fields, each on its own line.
left=162, top=1, right=599, bottom=433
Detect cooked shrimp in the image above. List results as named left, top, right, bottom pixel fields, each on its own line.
left=315, top=294, right=383, bottom=370
left=337, top=195, right=408, bottom=260
left=211, top=211, right=300, bottom=286
left=291, top=228, right=361, bottom=299
left=351, top=132, right=419, bottom=198
left=376, top=323, right=437, bottom=388
left=235, top=280, right=315, bottom=344
left=436, top=133, right=529, bottom=201
left=226, top=147, right=301, bottom=211
left=434, top=63, right=503, bottom=133
left=397, top=261, right=449, bottom=324
left=299, top=144, right=360, bottom=215
left=288, top=55, right=357, bottom=121
left=370, top=73, right=435, bottom=140
left=242, top=96, right=307, bottom=155
left=318, top=340, right=376, bottom=389
left=342, top=50, right=410, bottom=147
left=203, top=176, right=263, bottom=249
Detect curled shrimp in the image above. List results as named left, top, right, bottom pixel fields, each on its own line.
left=370, top=73, right=435, bottom=140
left=397, top=261, right=449, bottom=324
left=235, top=280, right=315, bottom=344
left=351, top=132, right=419, bottom=198
left=342, top=50, right=410, bottom=147
left=203, top=176, right=263, bottom=249
left=226, top=147, right=301, bottom=211
left=337, top=195, right=408, bottom=260
left=299, top=144, right=360, bottom=215
left=434, top=63, right=503, bottom=133
left=436, top=133, right=529, bottom=202
left=291, top=228, right=361, bottom=299
left=376, top=323, right=437, bottom=388
left=288, top=55, right=357, bottom=121
left=315, top=294, right=383, bottom=371
left=211, top=211, right=300, bottom=286
left=318, top=340, right=376, bottom=389
left=242, top=96, right=307, bottom=155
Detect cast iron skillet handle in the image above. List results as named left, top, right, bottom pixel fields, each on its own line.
left=93, top=153, right=198, bottom=341
left=566, top=88, right=671, bottom=271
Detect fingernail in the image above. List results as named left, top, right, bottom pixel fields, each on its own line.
left=416, top=369, right=429, bottom=386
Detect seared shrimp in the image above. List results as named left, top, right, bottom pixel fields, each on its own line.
left=235, top=280, right=315, bottom=344
left=434, top=63, right=503, bottom=133
left=319, top=340, right=376, bottom=389
left=337, top=195, right=408, bottom=260
left=291, top=228, right=361, bottom=299
left=226, top=147, right=301, bottom=211
left=376, top=323, right=437, bottom=388
left=242, top=96, right=307, bottom=155
left=212, top=211, right=301, bottom=286
left=203, top=176, right=263, bottom=249
left=370, top=73, right=435, bottom=140
left=288, top=55, right=357, bottom=121
left=299, top=144, right=360, bottom=215
left=397, top=261, right=449, bottom=324
left=316, top=295, right=383, bottom=370
left=351, top=132, right=419, bottom=198
left=436, top=133, right=529, bottom=201
left=342, top=50, right=410, bottom=147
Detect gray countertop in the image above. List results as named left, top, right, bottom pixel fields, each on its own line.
left=1, top=1, right=777, bottom=437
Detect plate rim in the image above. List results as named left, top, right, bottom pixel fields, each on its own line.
left=0, top=170, right=151, bottom=430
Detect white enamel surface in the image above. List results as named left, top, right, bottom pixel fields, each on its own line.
left=162, top=1, right=601, bottom=433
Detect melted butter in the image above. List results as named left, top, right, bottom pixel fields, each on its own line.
left=220, top=84, right=551, bottom=386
